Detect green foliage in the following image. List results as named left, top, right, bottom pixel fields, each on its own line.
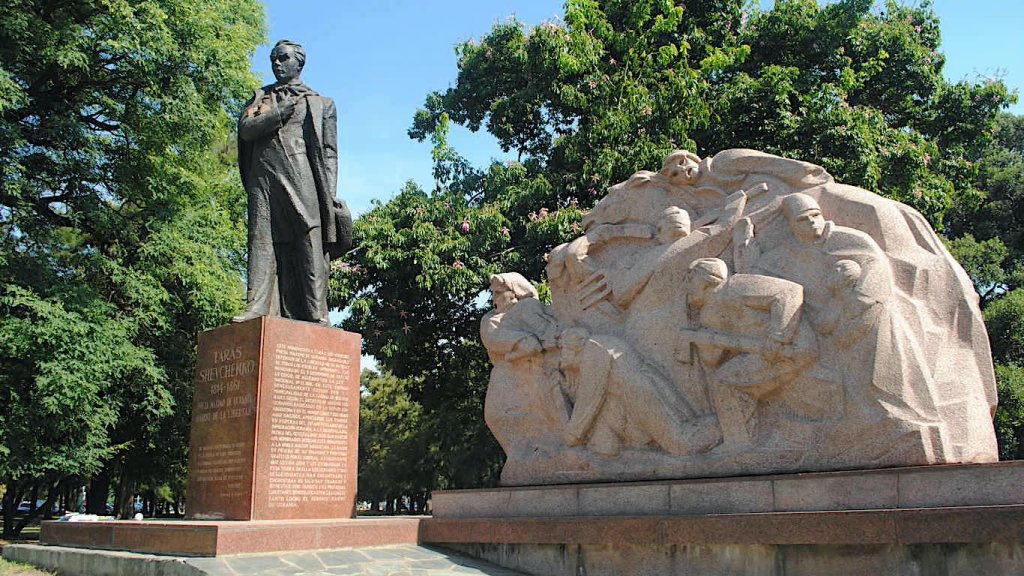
left=985, top=289, right=1024, bottom=367
left=703, top=0, right=1009, bottom=222
left=994, top=364, right=1024, bottom=461
left=0, top=0, right=264, bottom=532
left=0, top=286, right=157, bottom=481
left=358, top=370, right=429, bottom=506
left=947, top=113, right=1024, bottom=298
left=949, top=111, right=1024, bottom=461
left=338, top=0, right=1015, bottom=491
left=945, top=234, right=1018, bottom=306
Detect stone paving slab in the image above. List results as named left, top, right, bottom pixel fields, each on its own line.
left=3, top=543, right=530, bottom=576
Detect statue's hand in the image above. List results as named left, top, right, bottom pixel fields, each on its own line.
left=277, top=97, right=297, bottom=120
left=734, top=217, right=754, bottom=245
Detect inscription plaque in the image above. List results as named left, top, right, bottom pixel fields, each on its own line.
left=185, top=317, right=360, bottom=520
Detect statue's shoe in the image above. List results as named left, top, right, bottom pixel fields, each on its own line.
left=231, top=310, right=265, bottom=323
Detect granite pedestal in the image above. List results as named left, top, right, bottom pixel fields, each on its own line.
left=37, top=317, right=373, bottom=564
left=185, top=317, right=360, bottom=521
left=422, top=462, right=1024, bottom=575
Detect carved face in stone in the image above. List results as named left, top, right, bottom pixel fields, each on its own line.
left=492, top=289, right=517, bottom=313
left=661, top=150, right=701, bottom=185
left=657, top=207, right=691, bottom=243
left=558, top=328, right=588, bottom=372
left=783, top=194, right=826, bottom=243
left=271, top=43, right=304, bottom=84
left=686, top=258, right=728, bottom=307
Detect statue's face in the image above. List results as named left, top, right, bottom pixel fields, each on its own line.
left=657, top=211, right=691, bottom=242
left=271, top=45, right=302, bottom=83
left=559, top=343, right=580, bottom=372
left=687, top=271, right=723, bottom=306
left=666, top=157, right=700, bottom=185
left=789, top=207, right=826, bottom=242
left=492, top=289, right=516, bottom=312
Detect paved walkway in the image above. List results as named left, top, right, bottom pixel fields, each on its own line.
left=185, top=545, right=526, bottom=575
left=4, top=544, right=528, bottom=576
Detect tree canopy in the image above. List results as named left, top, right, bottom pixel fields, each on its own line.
left=340, top=0, right=1016, bottom=494
left=0, top=0, right=263, bottom=535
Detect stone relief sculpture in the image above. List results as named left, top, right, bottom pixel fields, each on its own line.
left=482, top=149, right=1000, bottom=485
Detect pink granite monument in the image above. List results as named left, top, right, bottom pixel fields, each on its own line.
left=483, top=149, right=999, bottom=486
left=185, top=316, right=360, bottom=520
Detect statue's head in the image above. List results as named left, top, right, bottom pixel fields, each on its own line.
left=559, top=327, right=589, bottom=369
left=271, top=40, right=306, bottom=84
left=660, top=150, right=702, bottom=186
left=782, top=193, right=826, bottom=243
left=687, top=258, right=728, bottom=305
left=489, top=273, right=537, bottom=312
left=657, top=206, right=691, bottom=243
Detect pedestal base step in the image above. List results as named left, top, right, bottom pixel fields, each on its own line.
left=432, top=461, right=1024, bottom=519
left=40, top=517, right=423, bottom=557
left=419, top=506, right=1024, bottom=576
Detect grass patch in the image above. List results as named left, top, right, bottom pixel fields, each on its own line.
left=0, top=558, right=55, bottom=575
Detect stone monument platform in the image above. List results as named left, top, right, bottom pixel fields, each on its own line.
left=422, top=462, right=1024, bottom=575
left=16, top=317, right=379, bottom=570
left=38, top=517, right=422, bottom=556
left=185, top=316, right=360, bottom=521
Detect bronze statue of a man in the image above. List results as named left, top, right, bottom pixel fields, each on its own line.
left=234, top=40, right=350, bottom=324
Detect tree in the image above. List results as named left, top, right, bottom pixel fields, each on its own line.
left=945, top=112, right=1024, bottom=457
left=337, top=0, right=1011, bottom=492
left=994, top=364, right=1024, bottom=461
left=357, top=369, right=431, bottom=513
left=0, top=0, right=264, bottom=535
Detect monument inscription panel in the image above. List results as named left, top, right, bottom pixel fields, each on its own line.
left=252, top=324, right=359, bottom=520
left=185, top=321, right=261, bottom=519
left=185, top=317, right=360, bottom=520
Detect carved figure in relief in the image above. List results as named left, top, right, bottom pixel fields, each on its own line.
left=480, top=273, right=565, bottom=479
left=558, top=327, right=721, bottom=457
left=678, top=258, right=819, bottom=449
left=581, top=189, right=750, bottom=313
left=737, top=194, right=951, bottom=463
left=482, top=149, right=998, bottom=486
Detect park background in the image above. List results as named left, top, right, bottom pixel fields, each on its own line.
left=2, top=0, right=1024, bottom=537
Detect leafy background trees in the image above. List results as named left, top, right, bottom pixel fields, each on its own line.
left=342, top=0, right=1024, bottom=499
left=947, top=112, right=1024, bottom=459
left=0, top=0, right=263, bottom=536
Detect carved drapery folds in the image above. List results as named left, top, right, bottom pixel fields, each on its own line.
left=482, top=149, right=998, bottom=486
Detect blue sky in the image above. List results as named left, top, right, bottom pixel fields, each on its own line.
left=253, top=0, right=1023, bottom=217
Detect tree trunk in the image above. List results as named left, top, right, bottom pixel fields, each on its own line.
left=86, top=473, right=111, bottom=515
left=15, top=481, right=58, bottom=537
left=1, top=482, right=20, bottom=538
left=115, top=470, right=135, bottom=519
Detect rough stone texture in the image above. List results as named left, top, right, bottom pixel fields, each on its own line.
left=3, top=544, right=527, bottom=576
left=185, top=316, right=360, bottom=521
left=433, top=462, right=1024, bottom=519
left=482, top=148, right=998, bottom=485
